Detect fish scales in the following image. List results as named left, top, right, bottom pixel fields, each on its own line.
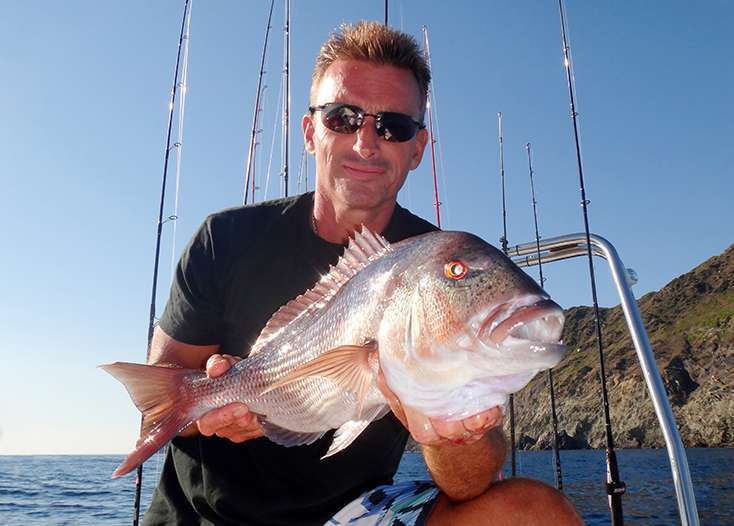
left=102, top=229, right=566, bottom=477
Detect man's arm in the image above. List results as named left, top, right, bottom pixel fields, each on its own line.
left=148, top=324, right=220, bottom=369
left=376, top=369, right=506, bottom=501
left=422, top=428, right=507, bottom=502
left=148, top=326, right=263, bottom=441
left=376, top=370, right=583, bottom=524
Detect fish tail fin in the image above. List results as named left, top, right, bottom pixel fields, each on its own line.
left=99, top=362, right=201, bottom=478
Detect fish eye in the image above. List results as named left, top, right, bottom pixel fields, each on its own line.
left=444, top=260, right=468, bottom=280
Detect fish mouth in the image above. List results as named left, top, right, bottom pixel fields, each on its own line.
left=480, top=298, right=565, bottom=346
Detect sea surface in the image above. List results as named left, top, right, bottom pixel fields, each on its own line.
left=0, top=448, right=730, bottom=525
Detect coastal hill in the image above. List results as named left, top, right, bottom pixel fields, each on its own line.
left=509, top=243, right=734, bottom=450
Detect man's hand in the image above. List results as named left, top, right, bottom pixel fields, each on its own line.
left=186, top=354, right=264, bottom=443
left=376, top=368, right=504, bottom=445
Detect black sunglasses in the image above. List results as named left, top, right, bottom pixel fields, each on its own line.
left=309, top=102, right=425, bottom=143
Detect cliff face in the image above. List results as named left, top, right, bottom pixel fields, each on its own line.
left=507, top=244, right=734, bottom=449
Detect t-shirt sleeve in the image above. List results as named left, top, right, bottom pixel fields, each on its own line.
left=159, top=216, right=225, bottom=345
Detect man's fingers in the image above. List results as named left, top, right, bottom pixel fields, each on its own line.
left=205, top=353, right=240, bottom=378
left=376, top=359, right=504, bottom=446
left=197, top=359, right=262, bottom=443
left=428, top=406, right=506, bottom=444
left=463, top=411, right=490, bottom=433
left=463, top=406, right=504, bottom=433
left=403, top=406, right=441, bottom=444
left=430, top=417, right=467, bottom=441
left=197, top=403, right=252, bottom=436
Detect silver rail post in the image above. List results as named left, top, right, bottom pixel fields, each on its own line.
left=508, top=232, right=700, bottom=526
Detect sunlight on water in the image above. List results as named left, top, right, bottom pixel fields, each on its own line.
left=0, top=449, right=730, bottom=525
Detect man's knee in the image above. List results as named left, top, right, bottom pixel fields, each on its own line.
left=428, top=477, right=583, bottom=525
left=499, top=478, right=582, bottom=524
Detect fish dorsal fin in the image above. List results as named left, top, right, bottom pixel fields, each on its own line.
left=250, top=227, right=392, bottom=355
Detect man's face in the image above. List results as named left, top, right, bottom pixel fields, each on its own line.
left=303, top=60, right=428, bottom=214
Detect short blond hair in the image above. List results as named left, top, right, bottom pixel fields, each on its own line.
left=310, top=21, right=431, bottom=117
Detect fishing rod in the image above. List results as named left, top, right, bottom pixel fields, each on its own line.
left=252, top=102, right=266, bottom=205
left=282, top=0, right=291, bottom=197
left=421, top=26, right=441, bottom=228
left=250, top=85, right=267, bottom=204
left=297, top=145, right=308, bottom=193
left=384, top=0, right=389, bottom=25
left=498, top=113, right=508, bottom=254
left=264, top=77, right=284, bottom=200
left=557, top=0, right=625, bottom=522
left=244, top=0, right=275, bottom=205
left=497, top=112, right=516, bottom=477
left=136, top=1, right=192, bottom=524
left=249, top=66, right=268, bottom=205
left=525, top=142, right=563, bottom=491
left=168, top=0, right=193, bottom=283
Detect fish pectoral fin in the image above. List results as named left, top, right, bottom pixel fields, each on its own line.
left=322, top=404, right=391, bottom=459
left=260, top=343, right=377, bottom=417
left=260, top=420, right=325, bottom=447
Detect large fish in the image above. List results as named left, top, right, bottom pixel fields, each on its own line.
left=102, top=228, right=565, bottom=478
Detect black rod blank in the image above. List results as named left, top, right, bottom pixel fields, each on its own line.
left=557, top=1, right=625, bottom=522
left=135, top=1, right=191, bottom=524
left=497, top=112, right=516, bottom=477
left=525, top=142, right=563, bottom=491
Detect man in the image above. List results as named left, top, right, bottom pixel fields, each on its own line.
left=144, top=21, right=582, bottom=525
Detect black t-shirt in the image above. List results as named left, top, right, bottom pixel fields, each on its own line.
left=144, top=192, right=437, bottom=526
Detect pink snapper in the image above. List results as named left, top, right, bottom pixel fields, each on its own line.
left=102, top=228, right=565, bottom=477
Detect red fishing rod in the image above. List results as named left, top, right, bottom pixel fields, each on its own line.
left=422, top=26, right=441, bottom=227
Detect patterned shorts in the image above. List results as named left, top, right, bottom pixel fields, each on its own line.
left=325, top=480, right=440, bottom=526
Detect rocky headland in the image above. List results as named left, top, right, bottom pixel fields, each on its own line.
left=506, top=244, right=734, bottom=450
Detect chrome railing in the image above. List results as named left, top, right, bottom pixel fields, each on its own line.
left=508, top=233, right=700, bottom=526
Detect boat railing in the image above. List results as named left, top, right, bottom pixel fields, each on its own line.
left=508, top=232, right=700, bottom=526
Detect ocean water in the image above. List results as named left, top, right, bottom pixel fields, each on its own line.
left=0, top=448, right=730, bottom=525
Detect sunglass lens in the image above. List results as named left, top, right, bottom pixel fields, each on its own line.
left=378, top=112, right=418, bottom=142
left=323, top=104, right=361, bottom=134
left=318, top=104, right=419, bottom=142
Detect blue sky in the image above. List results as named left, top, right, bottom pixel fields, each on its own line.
left=1, top=1, right=731, bottom=455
